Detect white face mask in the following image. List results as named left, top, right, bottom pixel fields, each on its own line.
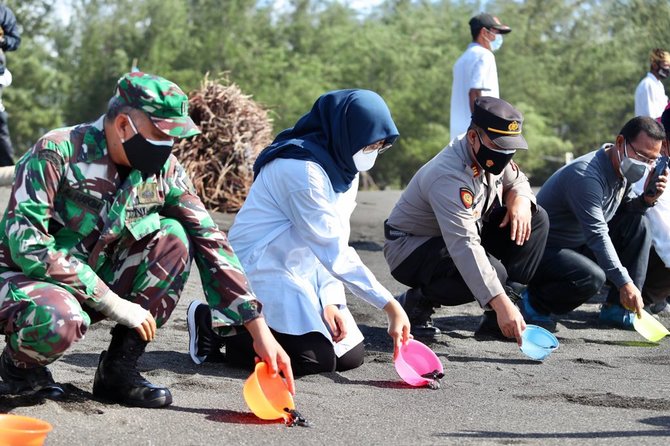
left=353, top=149, right=378, bottom=172
left=490, top=33, right=503, bottom=52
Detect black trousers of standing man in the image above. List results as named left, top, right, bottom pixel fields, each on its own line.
left=391, top=205, right=549, bottom=307
left=0, top=110, right=14, bottom=166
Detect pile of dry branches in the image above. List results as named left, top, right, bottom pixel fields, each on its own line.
left=173, top=76, right=273, bottom=212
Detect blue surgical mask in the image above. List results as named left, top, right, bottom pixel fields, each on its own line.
left=490, top=33, right=503, bottom=52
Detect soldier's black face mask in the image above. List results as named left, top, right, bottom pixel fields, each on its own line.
left=474, top=131, right=515, bottom=175
left=122, top=115, right=174, bottom=175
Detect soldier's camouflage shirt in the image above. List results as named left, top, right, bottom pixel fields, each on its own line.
left=0, top=116, right=261, bottom=330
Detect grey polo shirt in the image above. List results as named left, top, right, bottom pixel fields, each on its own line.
left=537, top=145, right=633, bottom=288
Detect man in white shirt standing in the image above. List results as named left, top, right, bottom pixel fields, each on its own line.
left=634, top=48, right=670, bottom=119
left=449, top=13, right=511, bottom=141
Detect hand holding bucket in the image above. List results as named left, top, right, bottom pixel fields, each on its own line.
left=519, top=325, right=559, bottom=361
left=243, top=362, right=308, bottom=427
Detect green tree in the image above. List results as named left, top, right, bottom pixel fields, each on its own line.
left=4, top=0, right=65, bottom=155
left=7, top=0, right=670, bottom=186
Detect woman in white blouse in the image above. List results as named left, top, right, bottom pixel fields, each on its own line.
left=187, top=89, right=411, bottom=375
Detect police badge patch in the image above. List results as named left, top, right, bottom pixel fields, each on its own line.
left=460, top=187, right=474, bottom=209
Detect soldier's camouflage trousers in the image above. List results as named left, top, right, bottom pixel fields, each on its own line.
left=0, top=218, right=192, bottom=367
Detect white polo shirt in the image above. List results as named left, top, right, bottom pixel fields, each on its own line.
left=450, top=43, right=499, bottom=140
left=634, top=72, right=668, bottom=118
left=0, top=68, right=11, bottom=88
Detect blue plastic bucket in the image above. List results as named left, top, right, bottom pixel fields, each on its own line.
left=520, top=325, right=559, bottom=361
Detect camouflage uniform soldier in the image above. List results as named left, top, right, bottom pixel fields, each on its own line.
left=0, top=72, right=293, bottom=407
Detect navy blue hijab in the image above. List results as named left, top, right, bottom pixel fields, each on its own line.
left=253, top=89, right=399, bottom=192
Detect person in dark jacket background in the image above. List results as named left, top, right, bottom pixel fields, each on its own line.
left=0, top=4, right=21, bottom=166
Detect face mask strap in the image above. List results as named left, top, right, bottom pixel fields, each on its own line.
left=125, top=114, right=174, bottom=147
left=126, top=114, right=139, bottom=135
left=146, top=137, right=175, bottom=147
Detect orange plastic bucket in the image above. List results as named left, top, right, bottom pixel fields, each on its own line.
left=0, top=414, right=52, bottom=446
left=243, top=362, right=294, bottom=422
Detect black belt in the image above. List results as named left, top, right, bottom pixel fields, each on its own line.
left=384, top=219, right=412, bottom=240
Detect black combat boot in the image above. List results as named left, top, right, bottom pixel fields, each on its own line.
left=0, top=348, right=64, bottom=399
left=93, top=324, right=172, bottom=408
left=474, top=283, right=523, bottom=341
left=397, top=288, right=441, bottom=339
left=187, top=300, right=226, bottom=364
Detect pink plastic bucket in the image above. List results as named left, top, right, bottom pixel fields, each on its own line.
left=394, top=339, right=444, bottom=387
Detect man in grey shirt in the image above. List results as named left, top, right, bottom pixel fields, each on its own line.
left=384, top=97, right=549, bottom=344
left=521, top=116, right=667, bottom=330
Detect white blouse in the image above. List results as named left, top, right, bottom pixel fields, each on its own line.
left=228, top=158, right=392, bottom=347
left=634, top=170, right=670, bottom=267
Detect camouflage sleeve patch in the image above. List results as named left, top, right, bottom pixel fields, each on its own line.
left=237, top=300, right=263, bottom=322
left=37, top=149, right=65, bottom=171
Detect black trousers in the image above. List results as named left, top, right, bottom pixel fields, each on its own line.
left=527, top=206, right=651, bottom=314
left=390, top=205, right=549, bottom=306
left=0, top=110, right=14, bottom=167
left=224, top=328, right=365, bottom=377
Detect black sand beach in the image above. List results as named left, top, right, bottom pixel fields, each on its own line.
left=1, top=188, right=669, bottom=445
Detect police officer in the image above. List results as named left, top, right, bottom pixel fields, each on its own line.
left=0, top=72, right=293, bottom=407
left=383, top=97, right=549, bottom=344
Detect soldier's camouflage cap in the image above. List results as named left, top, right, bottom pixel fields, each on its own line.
left=113, top=72, right=201, bottom=138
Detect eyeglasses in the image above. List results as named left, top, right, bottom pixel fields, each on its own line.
left=361, top=139, right=393, bottom=155
left=626, top=140, right=658, bottom=166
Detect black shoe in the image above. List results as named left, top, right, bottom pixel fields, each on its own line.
left=475, top=283, right=527, bottom=341
left=93, top=325, right=172, bottom=408
left=0, top=349, right=64, bottom=399
left=397, top=289, right=441, bottom=338
left=474, top=310, right=508, bottom=340
left=187, top=300, right=225, bottom=364
left=504, top=282, right=524, bottom=305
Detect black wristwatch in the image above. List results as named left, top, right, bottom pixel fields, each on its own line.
left=639, top=194, right=656, bottom=208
